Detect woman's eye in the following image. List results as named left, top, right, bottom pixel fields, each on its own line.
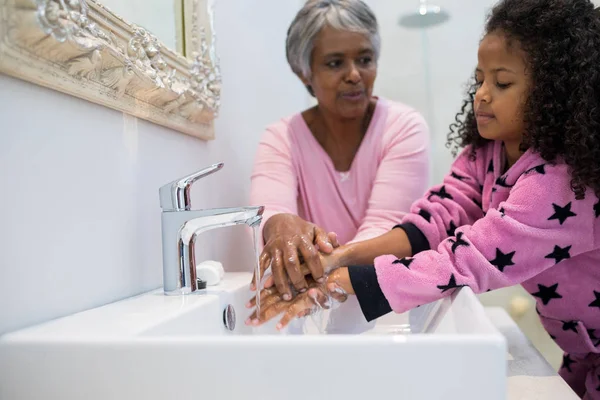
left=359, top=57, right=373, bottom=65
left=327, top=60, right=342, bottom=68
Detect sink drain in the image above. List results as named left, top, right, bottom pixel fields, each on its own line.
left=223, top=304, right=236, bottom=331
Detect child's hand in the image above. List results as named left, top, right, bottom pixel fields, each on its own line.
left=325, top=267, right=354, bottom=297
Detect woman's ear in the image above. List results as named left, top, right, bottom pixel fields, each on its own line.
left=297, top=73, right=315, bottom=97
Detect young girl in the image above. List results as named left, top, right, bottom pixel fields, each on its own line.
left=248, top=0, right=600, bottom=397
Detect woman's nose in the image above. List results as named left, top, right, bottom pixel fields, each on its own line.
left=346, top=63, right=361, bottom=83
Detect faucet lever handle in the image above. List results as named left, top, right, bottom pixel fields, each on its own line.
left=159, top=162, right=224, bottom=211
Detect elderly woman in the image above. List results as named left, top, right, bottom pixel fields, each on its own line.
left=250, top=0, right=430, bottom=300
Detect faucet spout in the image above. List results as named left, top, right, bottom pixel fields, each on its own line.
left=161, top=206, right=264, bottom=295
left=180, top=206, right=264, bottom=240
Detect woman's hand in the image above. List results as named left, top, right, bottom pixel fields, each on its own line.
left=252, top=213, right=339, bottom=300
left=246, top=268, right=353, bottom=330
left=260, top=246, right=345, bottom=291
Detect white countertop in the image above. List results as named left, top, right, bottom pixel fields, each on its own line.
left=485, top=307, right=579, bottom=399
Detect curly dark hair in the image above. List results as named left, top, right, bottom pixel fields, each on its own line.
left=447, top=0, right=600, bottom=199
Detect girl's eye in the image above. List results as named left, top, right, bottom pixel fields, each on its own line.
left=496, top=82, right=512, bottom=89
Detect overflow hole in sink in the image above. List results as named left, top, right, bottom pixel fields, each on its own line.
left=223, top=304, right=236, bottom=331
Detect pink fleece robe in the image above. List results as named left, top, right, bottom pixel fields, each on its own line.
left=349, top=140, right=600, bottom=398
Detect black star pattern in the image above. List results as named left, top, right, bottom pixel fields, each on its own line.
left=489, top=248, right=516, bottom=272
left=492, top=187, right=497, bottom=193
left=487, top=160, right=494, bottom=173
left=545, top=245, right=572, bottom=264
left=446, top=220, right=458, bottom=237
left=562, top=354, right=576, bottom=373
left=531, top=283, right=563, bottom=305
left=499, top=207, right=506, bottom=217
left=589, top=291, right=600, bottom=310
left=449, top=232, right=469, bottom=253
left=525, top=164, right=546, bottom=175
left=495, top=176, right=513, bottom=188
left=428, top=186, right=453, bottom=201
left=418, top=209, right=432, bottom=223
left=472, top=198, right=483, bottom=209
left=392, top=258, right=414, bottom=269
left=437, top=274, right=466, bottom=293
left=550, top=334, right=556, bottom=340
left=451, top=171, right=468, bottom=181
left=548, top=202, right=577, bottom=225
left=587, top=329, right=600, bottom=347
left=562, top=320, right=578, bottom=333
left=588, top=329, right=597, bottom=340
left=595, top=200, right=600, bottom=218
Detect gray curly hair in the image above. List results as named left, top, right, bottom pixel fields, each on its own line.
left=286, top=0, right=380, bottom=80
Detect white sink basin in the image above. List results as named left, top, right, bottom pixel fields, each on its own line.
left=0, top=272, right=507, bottom=400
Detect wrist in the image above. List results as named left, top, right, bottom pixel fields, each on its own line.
left=336, top=243, right=356, bottom=267
left=327, top=267, right=354, bottom=295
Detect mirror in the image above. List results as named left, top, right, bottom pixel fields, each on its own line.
left=99, top=0, right=180, bottom=51
left=0, top=0, right=220, bottom=140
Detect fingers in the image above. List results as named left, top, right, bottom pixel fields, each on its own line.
left=327, top=282, right=348, bottom=304
left=245, top=292, right=286, bottom=324
left=266, top=265, right=308, bottom=292
left=314, top=226, right=333, bottom=253
left=327, top=232, right=339, bottom=248
left=276, top=301, right=310, bottom=330
left=260, top=249, right=312, bottom=291
left=251, top=251, right=271, bottom=291
left=246, top=285, right=339, bottom=331
left=307, top=287, right=331, bottom=309
left=250, top=270, right=257, bottom=291
left=271, top=248, right=292, bottom=301
left=297, top=309, right=312, bottom=318
left=298, top=238, right=324, bottom=283
left=248, top=296, right=292, bottom=326
left=245, top=286, right=278, bottom=308
left=259, top=252, right=271, bottom=282
left=276, top=288, right=329, bottom=330
left=282, top=242, right=308, bottom=293
left=263, top=274, right=274, bottom=289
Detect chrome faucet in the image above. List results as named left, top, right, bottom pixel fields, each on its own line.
left=159, top=162, right=264, bottom=295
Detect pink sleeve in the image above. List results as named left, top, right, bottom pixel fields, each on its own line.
left=397, top=146, right=485, bottom=253
left=372, top=163, right=597, bottom=315
left=350, top=111, right=431, bottom=243
left=249, top=125, right=297, bottom=245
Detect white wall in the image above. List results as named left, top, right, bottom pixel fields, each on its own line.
left=0, top=0, right=305, bottom=335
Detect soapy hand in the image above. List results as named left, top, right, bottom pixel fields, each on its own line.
left=260, top=244, right=344, bottom=291
left=251, top=214, right=339, bottom=301
left=245, top=268, right=353, bottom=330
